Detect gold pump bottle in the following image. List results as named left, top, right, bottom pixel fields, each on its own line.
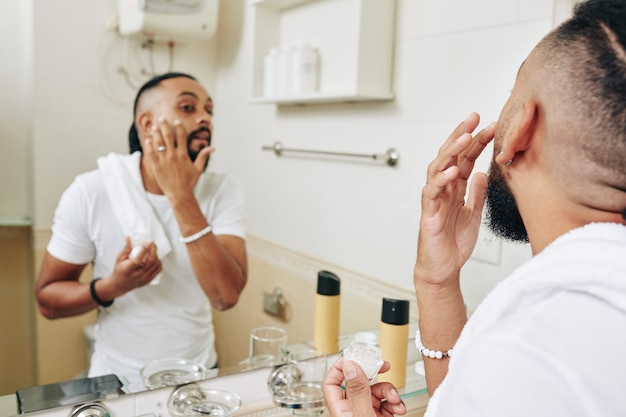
left=377, top=298, right=410, bottom=388
left=313, top=270, right=341, bottom=354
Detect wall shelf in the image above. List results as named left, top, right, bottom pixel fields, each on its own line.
left=248, top=90, right=394, bottom=105
left=248, top=0, right=396, bottom=105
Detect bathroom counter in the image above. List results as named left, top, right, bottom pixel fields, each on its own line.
left=233, top=391, right=428, bottom=417
left=0, top=396, right=16, bottom=417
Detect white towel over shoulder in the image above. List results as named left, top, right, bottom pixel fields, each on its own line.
left=97, top=152, right=171, bottom=260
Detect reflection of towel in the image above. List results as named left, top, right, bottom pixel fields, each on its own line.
left=97, top=152, right=171, bottom=259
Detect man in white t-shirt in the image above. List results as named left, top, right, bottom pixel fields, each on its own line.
left=323, top=0, right=626, bottom=416
left=35, top=73, right=248, bottom=386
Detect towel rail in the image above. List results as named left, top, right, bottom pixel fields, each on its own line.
left=261, top=141, right=399, bottom=167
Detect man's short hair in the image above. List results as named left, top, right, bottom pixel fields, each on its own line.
left=539, top=0, right=626, bottom=218
left=128, top=72, right=197, bottom=154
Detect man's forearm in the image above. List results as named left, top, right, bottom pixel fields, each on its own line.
left=415, top=269, right=467, bottom=396
left=37, top=281, right=99, bottom=319
left=171, top=194, right=247, bottom=310
left=186, top=234, right=247, bottom=310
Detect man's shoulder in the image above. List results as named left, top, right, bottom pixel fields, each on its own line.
left=201, top=170, right=234, bottom=182
left=193, top=171, right=245, bottom=215
left=198, top=171, right=242, bottom=192
left=72, top=167, right=106, bottom=190
left=68, top=159, right=129, bottom=199
left=61, top=166, right=96, bottom=191
left=75, top=153, right=138, bottom=184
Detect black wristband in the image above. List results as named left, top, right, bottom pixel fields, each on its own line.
left=90, top=278, right=114, bottom=307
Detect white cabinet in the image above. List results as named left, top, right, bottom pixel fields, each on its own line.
left=248, top=0, right=396, bottom=105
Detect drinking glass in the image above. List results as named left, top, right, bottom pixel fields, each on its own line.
left=248, top=326, right=287, bottom=367
left=287, top=349, right=327, bottom=415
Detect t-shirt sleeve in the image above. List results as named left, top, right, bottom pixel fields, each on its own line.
left=210, top=175, right=247, bottom=239
left=47, top=176, right=96, bottom=264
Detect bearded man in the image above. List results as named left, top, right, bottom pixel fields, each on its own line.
left=36, top=73, right=247, bottom=386
left=323, top=0, right=626, bottom=415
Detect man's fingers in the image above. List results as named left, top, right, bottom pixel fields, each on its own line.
left=370, top=382, right=406, bottom=417
left=421, top=115, right=495, bottom=218
left=427, top=132, right=472, bottom=183
left=466, top=172, right=489, bottom=213
left=173, top=120, right=188, bottom=152
left=116, top=237, right=133, bottom=262
left=194, top=146, right=214, bottom=172
left=322, top=357, right=350, bottom=417
left=343, top=361, right=376, bottom=417
left=457, top=122, right=496, bottom=179
left=323, top=357, right=348, bottom=394
left=423, top=165, right=459, bottom=201
left=440, top=112, right=480, bottom=153
left=154, top=117, right=175, bottom=150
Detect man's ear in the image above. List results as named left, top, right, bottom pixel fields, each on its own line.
left=136, top=112, right=154, bottom=136
left=496, top=100, right=539, bottom=165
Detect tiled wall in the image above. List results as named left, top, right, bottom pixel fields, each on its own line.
left=0, top=226, right=35, bottom=395
left=32, top=229, right=97, bottom=386
left=213, top=234, right=418, bottom=367
left=0, top=225, right=93, bottom=395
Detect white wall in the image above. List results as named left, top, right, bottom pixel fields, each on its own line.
left=30, top=0, right=218, bottom=229
left=210, top=0, right=560, bottom=309
left=0, top=1, right=32, bottom=221
left=2, top=0, right=574, bottom=311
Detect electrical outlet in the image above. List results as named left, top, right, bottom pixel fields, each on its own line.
left=471, top=227, right=502, bottom=265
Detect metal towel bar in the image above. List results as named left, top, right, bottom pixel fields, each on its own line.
left=261, top=141, right=399, bottom=167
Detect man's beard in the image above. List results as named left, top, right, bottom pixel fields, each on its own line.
left=187, top=126, right=211, bottom=169
left=485, top=159, right=529, bottom=243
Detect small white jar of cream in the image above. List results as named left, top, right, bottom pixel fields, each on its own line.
left=342, top=340, right=384, bottom=382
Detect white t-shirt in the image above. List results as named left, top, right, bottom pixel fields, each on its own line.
left=425, top=223, right=626, bottom=416
left=47, top=153, right=246, bottom=384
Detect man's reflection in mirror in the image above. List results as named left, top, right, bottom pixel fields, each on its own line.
left=34, top=72, right=248, bottom=387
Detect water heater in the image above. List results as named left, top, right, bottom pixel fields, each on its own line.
left=117, top=0, right=219, bottom=43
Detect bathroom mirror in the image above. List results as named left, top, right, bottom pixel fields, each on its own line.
left=1, top=0, right=560, bottom=413
left=1, top=0, right=411, bottom=407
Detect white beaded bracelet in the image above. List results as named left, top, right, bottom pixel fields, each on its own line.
left=180, top=225, right=212, bottom=244
left=415, top=329, right=454, bottom=359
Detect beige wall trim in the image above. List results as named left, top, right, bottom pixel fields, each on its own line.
left=247, top=234, right=419, bottom=322
left=32, top=227, right=51, bottom=253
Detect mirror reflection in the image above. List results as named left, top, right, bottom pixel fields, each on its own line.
left=1, top=0, right=561, bottom=414
left=34, top=71, right=248, bottom=389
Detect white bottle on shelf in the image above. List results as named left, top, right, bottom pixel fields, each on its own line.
left=263, top=47, right=279, bottom=97
left=287, top=44, right=300, bottom=95
left=292, top=43, right=319, bottom=95
left=276, top=45, right=296, bottom=96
